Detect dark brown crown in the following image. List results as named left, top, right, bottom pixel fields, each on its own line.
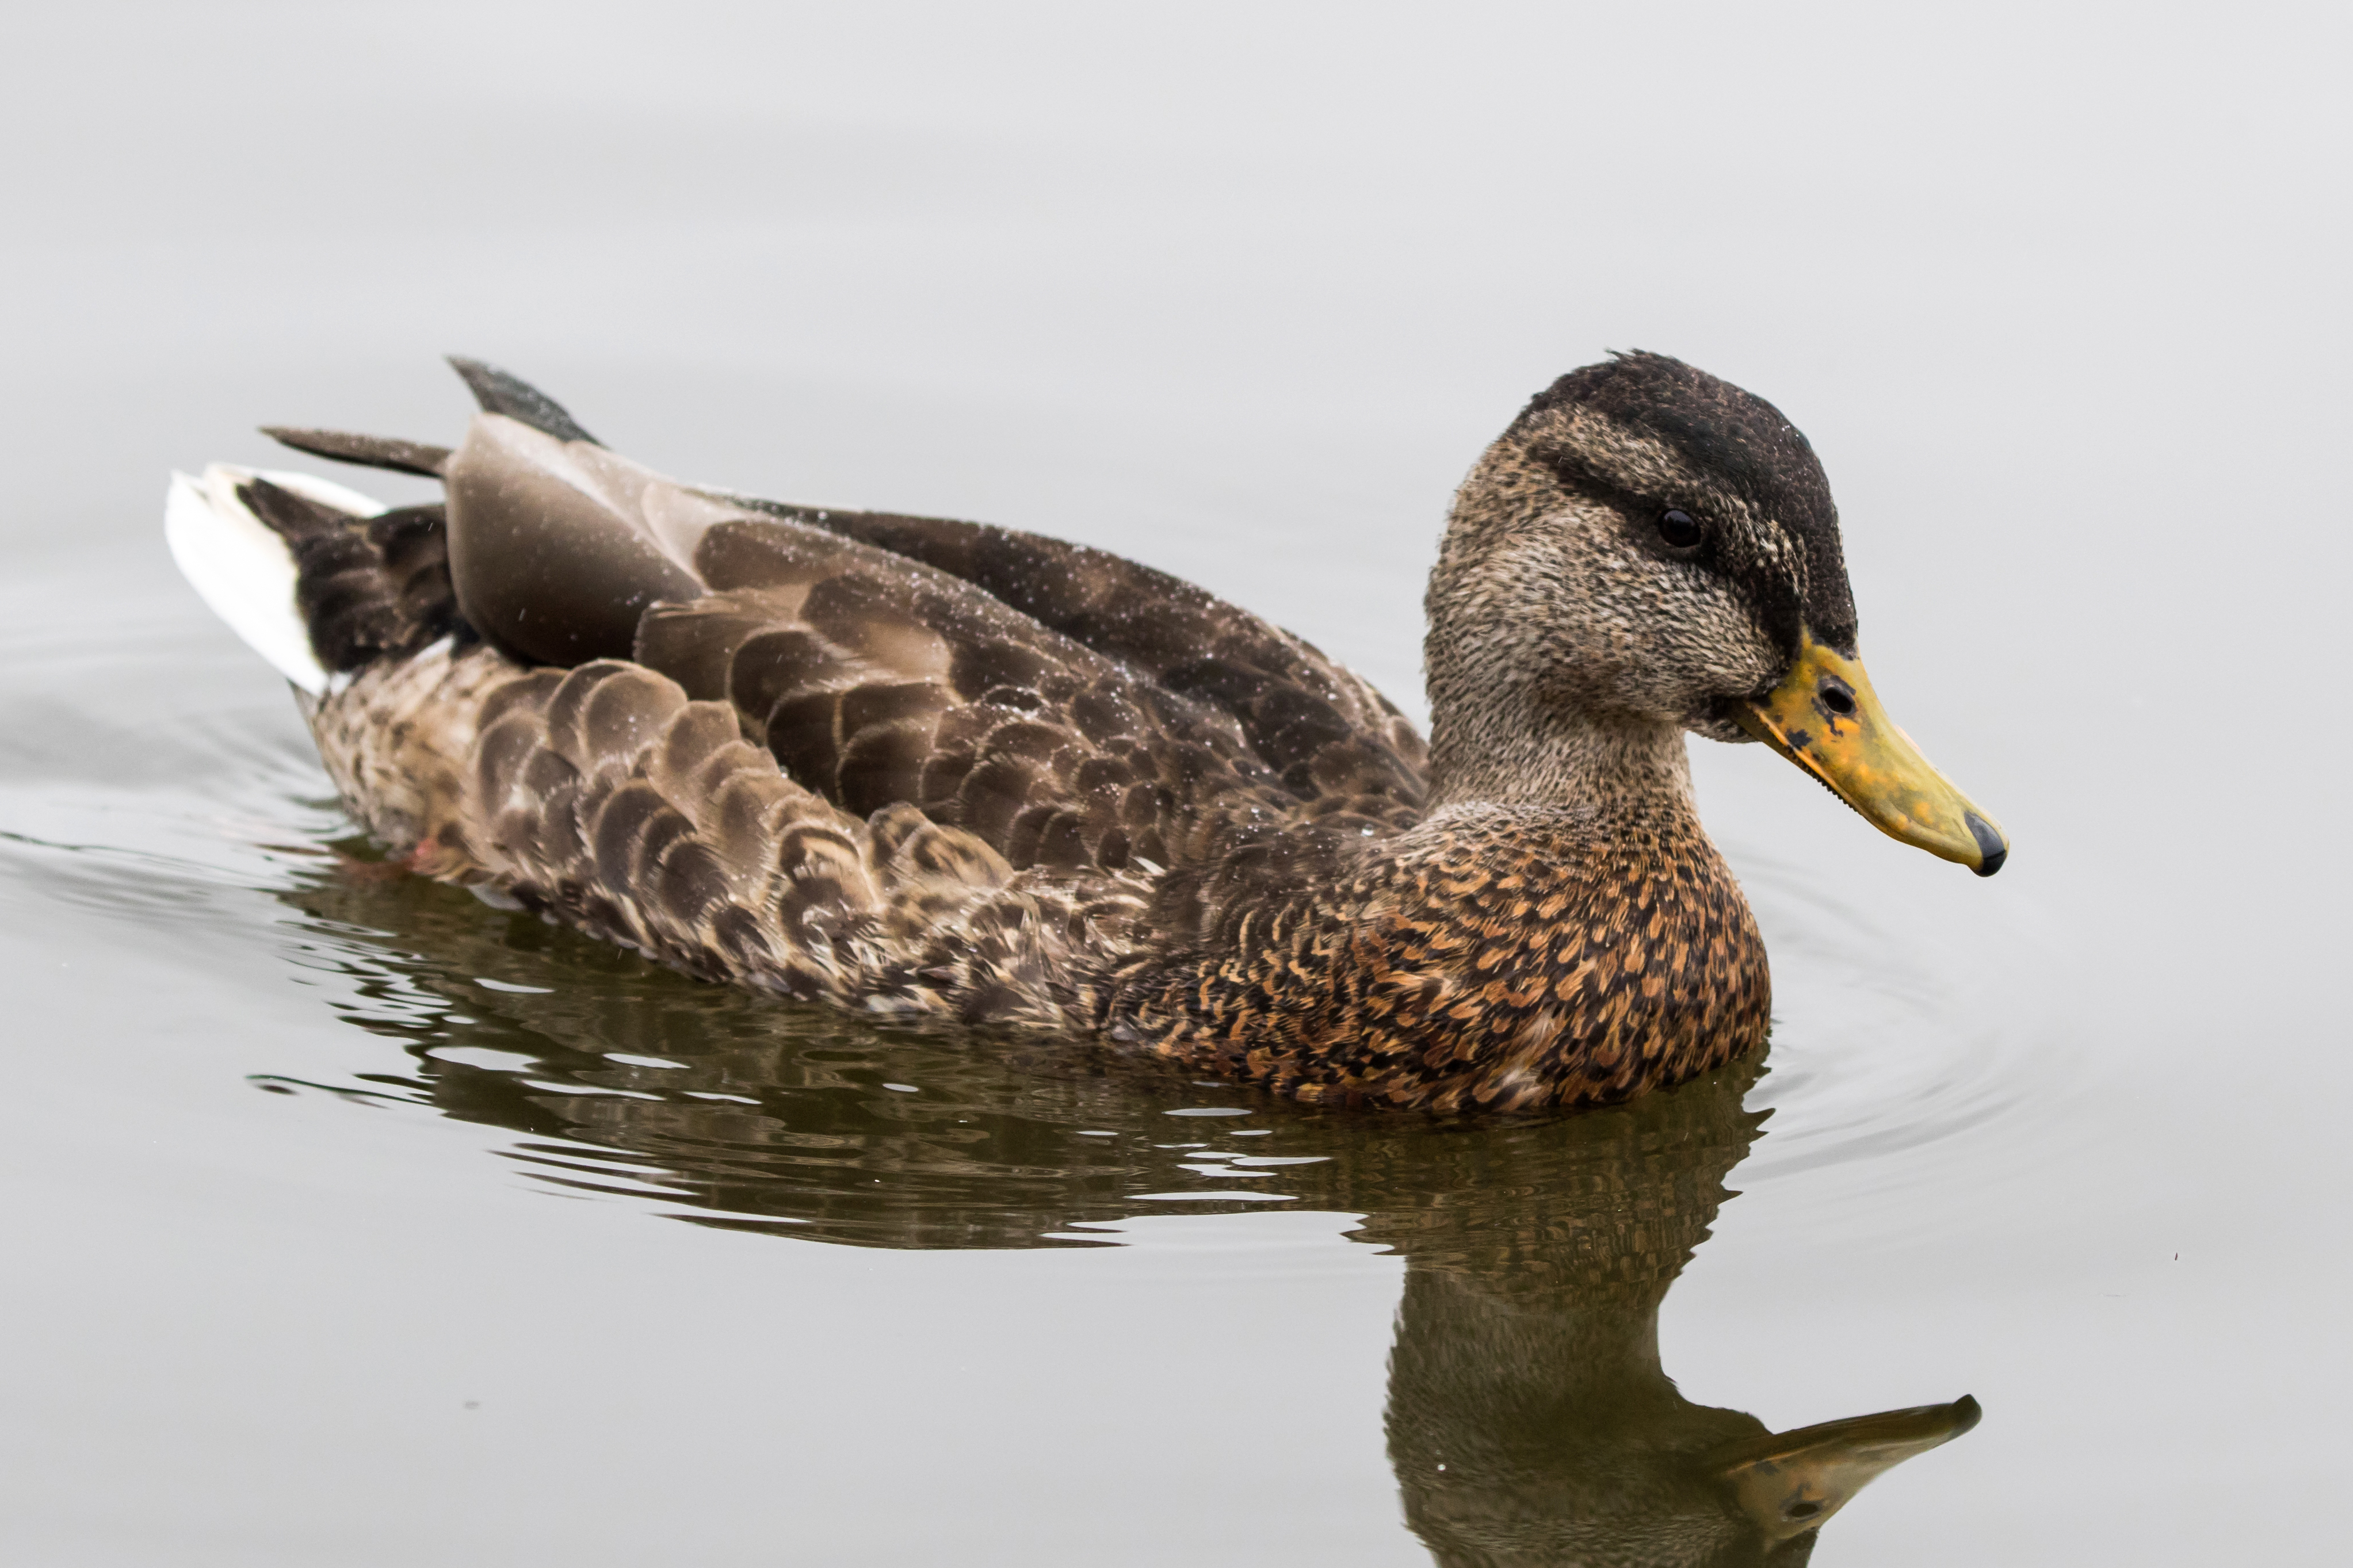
left=1521, top=351, right=1858, bottom=653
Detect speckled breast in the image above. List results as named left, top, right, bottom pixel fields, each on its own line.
left=1110, top=806, right=1771, bottom=1112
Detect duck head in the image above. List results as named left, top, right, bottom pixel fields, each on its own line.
left=1425, top=351, right=2006, bottom=874
left=1713, top=1395, right=1984, bottom=1550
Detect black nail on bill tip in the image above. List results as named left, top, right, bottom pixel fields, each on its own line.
left=1965, top=812, right=2007, bottom=877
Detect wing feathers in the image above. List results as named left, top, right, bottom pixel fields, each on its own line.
left=446, top=356, right=600, bottom=445
left=199, top=366, right=1434, bottom=1040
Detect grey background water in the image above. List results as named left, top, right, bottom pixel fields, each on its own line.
left=2, top=3, right=2347, bottom=1562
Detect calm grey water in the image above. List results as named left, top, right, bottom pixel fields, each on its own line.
left=3, top=5, right=2348, bottom=1563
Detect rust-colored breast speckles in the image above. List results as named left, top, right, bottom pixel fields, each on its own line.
left=1102, top=805, right=1770, bottom=1112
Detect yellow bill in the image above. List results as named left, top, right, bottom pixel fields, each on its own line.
left=1717, top=1394, right=1983, bottom=1543
left=1737, top=632, right=2009, bottom=875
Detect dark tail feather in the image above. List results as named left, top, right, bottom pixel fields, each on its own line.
left=258, top=357, right=594, bottom=475
left=260, top=427, right=453, bottom=477
left=446, top=355, right=601, bottom=445
left=239, top=479, right=465, bottom=672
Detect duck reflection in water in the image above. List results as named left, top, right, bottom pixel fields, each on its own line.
left=1373, top=1098, right=1977, bottom=1565
left=273, top=854, right=1979, bottom=1565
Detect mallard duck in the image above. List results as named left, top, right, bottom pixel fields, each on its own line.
left=166, top=353, right=2004, bottom=1112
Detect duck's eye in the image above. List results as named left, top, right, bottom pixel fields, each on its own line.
left=1657, top=508, right=1702, bottom=549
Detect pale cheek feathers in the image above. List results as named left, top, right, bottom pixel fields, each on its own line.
left=1497, top=518, right=1782, bottom=723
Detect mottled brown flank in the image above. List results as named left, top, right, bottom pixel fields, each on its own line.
left=258, top=373, right=1786, bottom=1112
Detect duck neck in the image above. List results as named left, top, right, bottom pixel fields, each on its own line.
left=1424, top=694, right=1697, bottom=823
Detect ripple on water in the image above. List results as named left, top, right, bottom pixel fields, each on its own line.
left=1723, top=847, right=2072, bottom=1222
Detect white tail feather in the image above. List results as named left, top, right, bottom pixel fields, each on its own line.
left=163, top=465, right=388, bottom=695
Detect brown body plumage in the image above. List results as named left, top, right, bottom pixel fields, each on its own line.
left=177, top=352, right=1996, bottom=1112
